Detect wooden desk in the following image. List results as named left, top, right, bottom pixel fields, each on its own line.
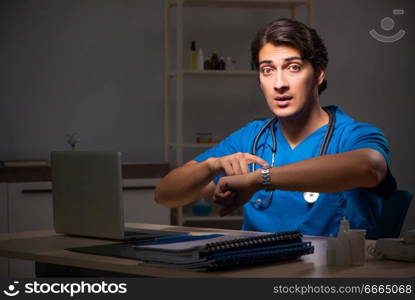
left=0, top=223, right=413, bottom=278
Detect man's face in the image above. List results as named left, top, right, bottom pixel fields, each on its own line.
left=258, top=43, right=324, bottom=120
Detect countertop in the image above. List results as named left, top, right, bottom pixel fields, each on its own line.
left=0, top=163, right=170, bottom=182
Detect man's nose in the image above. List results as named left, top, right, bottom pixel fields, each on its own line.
left=274, top=70, right=289, bottom=93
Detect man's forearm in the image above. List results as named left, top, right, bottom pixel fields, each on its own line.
left=265, top=149, right=387, bottom=193
left=155, top=160, right=215, bottom=208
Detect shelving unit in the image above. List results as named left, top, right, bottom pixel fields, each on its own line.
left=170, top=70, right=258, bottom=77
left=164, top=0, right=312, bottom=226
left=170, top=143, right=217, bottom=148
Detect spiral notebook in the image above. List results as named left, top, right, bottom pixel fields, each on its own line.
left=134, top=231, right=314, bottom=271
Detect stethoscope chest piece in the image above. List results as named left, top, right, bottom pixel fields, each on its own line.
left=303, top=192, right=319, bottom=203
left=252, top=191, right=273, bottom=210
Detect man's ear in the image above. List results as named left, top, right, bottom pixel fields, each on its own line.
left=316, top=68, right=325, bottom=86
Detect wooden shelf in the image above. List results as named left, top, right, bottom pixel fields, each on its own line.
left=169, top=0, right=309, bottom=9
left=183, top=215, right=243, bottom=222
left=170, top=70, right=257, bottom=77
left=170, top=143, right=218, bottom=149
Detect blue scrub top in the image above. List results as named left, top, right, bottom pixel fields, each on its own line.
left=193, top=106, right=396, bottom=238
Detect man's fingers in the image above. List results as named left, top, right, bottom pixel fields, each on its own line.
left=214, top=180, right=235, bottom=206
left=245, top=153, right=268, bottom=167
left=230, top=158, right=242, bottom=175
left=219, top=153, right=267, bottom=176
left=222, top=160, right=234, bottom=176
left=239, top=157, right=248, bottom=174
left=214, top=191, right=235, bottom=207
left=218, top=181, right=230, bottom=193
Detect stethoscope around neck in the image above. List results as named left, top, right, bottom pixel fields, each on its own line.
left=250, top=106, right=336, bottom=210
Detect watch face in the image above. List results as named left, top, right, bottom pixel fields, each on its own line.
left=303, top=192, right=319, bottom=203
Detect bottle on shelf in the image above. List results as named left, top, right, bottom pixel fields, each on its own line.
left=219, top=57, right=226, bottom=70
left=231, top=59, right=237, bottom=70
left=210, top=51, right=220, bottom=70
left=190, top=41, right=197, bottom=70
left=195, top=132, right=213, bottom=144
left=204, top=59, right=211, bottom=70
left=197, top=48, right=204, bottom=71
left=225, top=56, right=232, bottom=70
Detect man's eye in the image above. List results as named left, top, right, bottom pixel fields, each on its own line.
left=288, top=64, right=302, bottom=72
left=261, top=67, right=273, bottom=75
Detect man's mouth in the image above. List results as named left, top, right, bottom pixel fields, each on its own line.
left=274, top=95, right=293, bottom=101
left=274, top=95, right=293, bottom=108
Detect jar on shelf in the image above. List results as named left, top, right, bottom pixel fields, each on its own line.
left=195, top=132, right=213, bottom=143
left=192, top=198, right=212, bottom=216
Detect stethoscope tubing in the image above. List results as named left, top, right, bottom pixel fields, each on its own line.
left=250, top=106, right=336, bottom=209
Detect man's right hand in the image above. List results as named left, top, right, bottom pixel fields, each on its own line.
left=206, top=152, right=268, bottom=176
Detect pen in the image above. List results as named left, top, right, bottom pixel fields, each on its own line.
left=154, top=233, right=190, bottom=241
left=135, top=233, right=223, bottom=246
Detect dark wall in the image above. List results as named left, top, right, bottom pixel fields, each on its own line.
left=0, top=0, right=414, bottom=192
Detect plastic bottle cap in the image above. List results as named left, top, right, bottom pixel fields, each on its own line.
left=339, top=216, right=350, bottom=231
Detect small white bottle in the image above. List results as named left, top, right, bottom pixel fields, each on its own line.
left=197, top=48, right=204, bottom=71
left=225, top=56, right=232, bottom=70
left=335, top=217, right=351, bottom=266
left=326, top=234, right=337, bottom=265
left=190, top=41, right=197, bottom=70
left=339, top=216, right=350, bottom=231
left=347, top=229, right=367, bottom=266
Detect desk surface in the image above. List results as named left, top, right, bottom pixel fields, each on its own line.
left=0, top=223, right=413, bottom=278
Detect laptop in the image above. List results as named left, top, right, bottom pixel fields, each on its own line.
left=50, top=151, right=183, bottom=241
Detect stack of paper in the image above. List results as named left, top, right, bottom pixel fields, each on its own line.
left=134, top=231, right=314, bottom=271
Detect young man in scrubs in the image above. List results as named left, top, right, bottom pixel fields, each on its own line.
left=155, top=18, right=396, bottom=238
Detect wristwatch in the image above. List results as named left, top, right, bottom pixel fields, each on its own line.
left=261, top=165, right=272, bottom=192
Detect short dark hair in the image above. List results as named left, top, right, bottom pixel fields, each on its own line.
left=251, top=18, right=328, bottom=94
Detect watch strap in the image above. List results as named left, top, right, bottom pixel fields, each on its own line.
left=261, top=165, right=272, bottom=192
